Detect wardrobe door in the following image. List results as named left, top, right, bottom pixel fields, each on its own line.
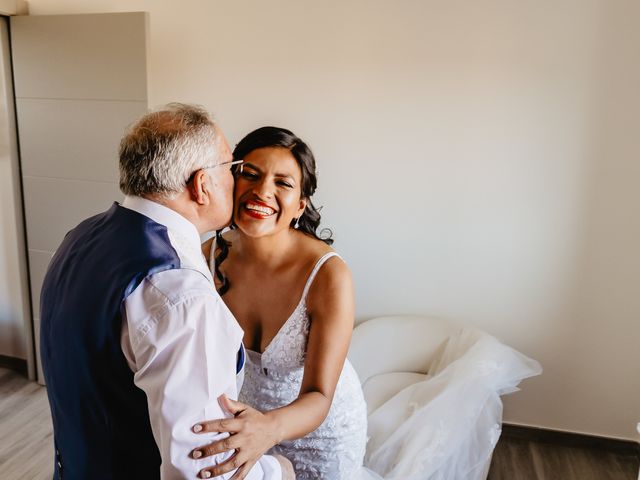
left=11, top=12, right=149, bottom=383
left=0, top=16, right=28, bottom=377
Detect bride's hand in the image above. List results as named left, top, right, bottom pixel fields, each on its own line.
left=190, top=394, right=281, bottom=479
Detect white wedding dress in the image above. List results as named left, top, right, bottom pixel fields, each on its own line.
left=212, top=248, right=541, bottom=480
left=237, top=253, right=380, bottom=480
left=362, top=327, right=542, bottom=479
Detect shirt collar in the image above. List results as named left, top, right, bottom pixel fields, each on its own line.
left=121, top=195, right=202, bottom=253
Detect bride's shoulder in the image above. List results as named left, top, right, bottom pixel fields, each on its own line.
left=297, top=233, right=335, bottom=261
left=299, top=236, right=351, bottom=289
left=305, top=246, right=353, bottom=314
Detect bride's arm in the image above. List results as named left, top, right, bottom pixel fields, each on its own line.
left=190, top=257, right=355, bottom=479
left=267, top=256, right=356, bottom=438
left=283, top=256, right=356, bottom=434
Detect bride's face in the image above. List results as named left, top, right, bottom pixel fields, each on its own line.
left=233, top=147, right=306, bottom=238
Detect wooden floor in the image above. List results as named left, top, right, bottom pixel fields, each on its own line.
left=1, top=366, right=638, bottom=480
left=0, top=367, right=53, bottom=480
left=489, top=435, right=639, bottom=480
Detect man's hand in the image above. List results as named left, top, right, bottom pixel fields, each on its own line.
left=191, top=395, right=281, bottom=479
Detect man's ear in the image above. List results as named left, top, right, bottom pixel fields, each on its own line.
left=190, top=170, right=211, bottom=206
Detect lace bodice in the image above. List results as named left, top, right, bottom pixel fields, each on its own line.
left=256, top=252, right=328, bottom=370
left=236, top=252, right=368, bottom=480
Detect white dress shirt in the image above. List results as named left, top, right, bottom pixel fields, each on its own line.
left=120, top=196, right=281, bottom=480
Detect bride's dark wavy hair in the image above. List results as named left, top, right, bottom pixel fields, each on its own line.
left=215, top=126, right=333, bottom=294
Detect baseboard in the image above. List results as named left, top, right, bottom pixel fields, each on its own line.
left=502, top=423, right=640, bottom=458
left=0, top=354, right=28, bottom=376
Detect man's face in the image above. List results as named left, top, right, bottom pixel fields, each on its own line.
left=204, top=129, right=235, bottom=231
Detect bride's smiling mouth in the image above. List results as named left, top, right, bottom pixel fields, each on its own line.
left=242, top=200, right=277, bottom=219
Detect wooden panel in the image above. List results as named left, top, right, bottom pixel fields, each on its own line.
left=0, top=14, right=31, bottom=368
left=501, top=424, right=640, bottom=456
left=11, top=12, right=148, bottom=101
left=26, top=250, right=52, bottom=320
left=11, top=14, right=149, bottom=382
left=488, top=424, right=640, bottom=480
left=22, top=176, right=121, bottom=253
left=17, top=98, right=146, bottom=182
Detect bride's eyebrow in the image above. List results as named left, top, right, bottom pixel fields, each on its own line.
left=242, top=162, right=260, bottom=172
left=243, top=162, right=295, bottom=180
left=274, top=173, right=295, bottom=180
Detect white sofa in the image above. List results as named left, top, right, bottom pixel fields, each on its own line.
left=349, top=315, right=541, bottom=480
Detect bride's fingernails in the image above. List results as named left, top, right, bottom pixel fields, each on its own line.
left=193, top=424, right=203, bottom=433
left=192, top=450, right=202, bottom=459
left=201, top=471, right=212, bottom=478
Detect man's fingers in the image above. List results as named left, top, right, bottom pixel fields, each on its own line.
left=191, top=436, right=238, bottom=459
left=198, top=452, right=245, bottom=478
left=193, top=416, right=242, bottom=434
left=218, top=393, right=248, bottom=415
left=229, top=460, right=257, bottom=480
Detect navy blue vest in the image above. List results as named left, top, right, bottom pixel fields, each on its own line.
left=40, top=203, right=181, bottom=479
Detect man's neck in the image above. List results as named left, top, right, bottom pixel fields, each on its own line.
left=146, top=193, right=205, bottom=235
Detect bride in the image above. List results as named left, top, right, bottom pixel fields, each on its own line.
left=191, top=126, right=542, bottom=480
left=197, top=126, right=378, bottom=480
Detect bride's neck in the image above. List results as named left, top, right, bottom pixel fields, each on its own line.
left=235, top=229, right=297, bottom=268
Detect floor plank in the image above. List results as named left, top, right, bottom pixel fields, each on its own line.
left=0, top=367, right=53, bottom=480
left=488, top=433, right=639, bottom=480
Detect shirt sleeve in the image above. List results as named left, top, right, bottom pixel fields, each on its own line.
left=121, top=271, right=281, bottom=480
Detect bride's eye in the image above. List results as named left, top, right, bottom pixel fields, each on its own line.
left=240, top=170, right=258, bottom=180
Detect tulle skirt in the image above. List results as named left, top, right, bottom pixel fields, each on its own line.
left=363, top=329, right=541, bottom=479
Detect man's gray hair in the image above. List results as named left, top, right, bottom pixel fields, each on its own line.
left=119, top=103, right=220, bottom=199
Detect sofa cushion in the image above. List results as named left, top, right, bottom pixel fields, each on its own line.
left=363, top=371, right=429, bottom=414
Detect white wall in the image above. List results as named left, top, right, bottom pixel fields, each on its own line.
left=23, top=0, right=640, bottom=441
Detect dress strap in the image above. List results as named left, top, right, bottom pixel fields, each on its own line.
left=301, top=252, right=341, bottom=301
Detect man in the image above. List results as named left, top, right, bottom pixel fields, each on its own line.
left=40, top=104, right=294, bottom=479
